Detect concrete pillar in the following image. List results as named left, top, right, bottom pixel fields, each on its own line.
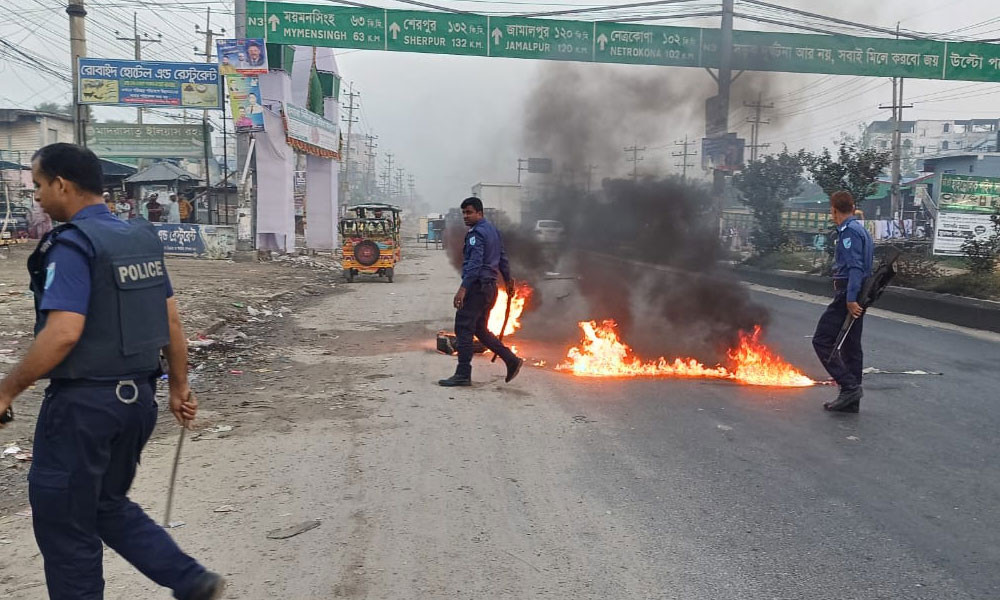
left=256, top=71, right=296, bottom=253
left=293, top=46, right=341, bottom=251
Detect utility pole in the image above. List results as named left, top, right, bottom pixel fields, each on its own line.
left=586, top=164, right=597, bottom=193
left=877, top=24, right=912, bottom=225
left=624, top=144, right=645, bottom=182
left=407, top=174, right=416, bottom=203
left=193, top=8, right=223, bottom=221
left=672, top=136, right=697, bottom=182
left=194, top=7, right=229, bottom=223
left=381, top=152, right=394, bottom=198
left=363, top=134, right=377, bottom=201
left=744, top=91, right=773, bottom=162
left=234, top=0, right=254, bottom=249
left=116, top=13, right=161, bottom=125
left=67, top=0, right=88, bottom=145
left=395, top=167, right=405, bottom=201
left=340, top=83, right=359, bottom=205
left=706, top=0, right=735, bottom=236
left=879, top=78, right=912, bottom=224
left=194, top=9, right=224, bottom=62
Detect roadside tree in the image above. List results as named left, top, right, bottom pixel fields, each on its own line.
left=733, top=149, right=805, bottom=255
left=804, top=143, right=891, bottom=208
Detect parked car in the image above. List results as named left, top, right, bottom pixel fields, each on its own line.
left=533, top=219, right=565, bottom=243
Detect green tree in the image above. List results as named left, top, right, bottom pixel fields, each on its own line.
left=34, top=102, right=72, bottom=115
left=804, top=142, right=891, bottom=206
left=961, top=213, right=1000, bottom=275
left=732, top=149, right=805, bottom=255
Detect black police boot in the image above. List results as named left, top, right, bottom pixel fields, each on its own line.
left=185, top=572, right=226, bottom=600
left=439, top=373, right=472, bottom=387
left=824, top=386, right=863, bottom=413
left=505, top=357, right=524, bottom=383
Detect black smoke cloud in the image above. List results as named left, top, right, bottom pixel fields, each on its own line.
left=517, top=62, right=779, bottom=360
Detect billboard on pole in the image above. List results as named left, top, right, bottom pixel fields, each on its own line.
left=78, top=58, right=222, bottom=108
left=216, top=38, right=269, bottom=75
left=227, top=76, right=265, bottom=132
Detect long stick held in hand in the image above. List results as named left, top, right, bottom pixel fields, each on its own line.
left=163, top=391, right=193, bottom=527
left=492, top=282, right=514, bottom=363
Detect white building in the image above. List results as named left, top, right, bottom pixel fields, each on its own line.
left=0, top=109, right=74, bottom=165
left=864, top=118, right=1000, bottom=175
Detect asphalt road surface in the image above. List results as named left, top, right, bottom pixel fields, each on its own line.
left=538, top=284, right=1000, bottom=600
left=1, top=248, right=997, bottom=599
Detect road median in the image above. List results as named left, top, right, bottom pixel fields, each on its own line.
left=732, top=265, right=1000, bottom=334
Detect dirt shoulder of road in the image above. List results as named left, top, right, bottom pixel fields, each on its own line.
left=0, top=244, right=343, bottom=516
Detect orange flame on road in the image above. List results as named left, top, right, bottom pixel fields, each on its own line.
left=488, top=283, right=532, bottom=338
left=557, top=321, right=814, bottom=388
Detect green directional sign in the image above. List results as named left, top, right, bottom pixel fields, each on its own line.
left=489, top=17, right=594, bottom=62
left=247, top=1, right=384, bottom=49
left=594, top=22, right=701, bottom=67
left=245, top=1, right=1000, bottom=83
left=384, top=11, right=487, bottom=56
left=942, top=41, right=1000, bottom=83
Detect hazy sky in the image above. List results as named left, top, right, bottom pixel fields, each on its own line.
left=1, top=0, right=998, bottom=210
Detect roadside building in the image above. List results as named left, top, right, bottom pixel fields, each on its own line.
left=125, top=161, right=202, bottom=204
left=864, top=119, right=1000, bottom=175
left=0, top=109, right=74, bottom=166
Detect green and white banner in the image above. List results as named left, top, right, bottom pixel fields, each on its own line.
left=85, top=124, right=205, bottom=158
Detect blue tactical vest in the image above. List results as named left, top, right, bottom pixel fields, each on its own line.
left=28, top=218, right=170, bottom=380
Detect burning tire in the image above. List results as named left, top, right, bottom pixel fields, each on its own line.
left=353, top=240, right=380, bottom=267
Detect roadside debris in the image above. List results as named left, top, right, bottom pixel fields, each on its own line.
left=266, top=519, right=321, bottom=540
left=862, top=367, right=943, bottom=376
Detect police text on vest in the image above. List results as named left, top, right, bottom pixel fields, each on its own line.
left=117, top=260, right=165, bottom=284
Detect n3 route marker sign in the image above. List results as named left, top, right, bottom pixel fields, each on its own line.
left=247, top=1, right=1000, bottom=83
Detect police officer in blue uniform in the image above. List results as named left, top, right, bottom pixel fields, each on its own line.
left=812, top=190, right=874, bottom=413
left=439, top=197, right=524, bottom=387
left=0, top=144, right=224, bottom=599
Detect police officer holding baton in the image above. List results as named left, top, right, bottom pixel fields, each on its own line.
left=812, top=190, right=874, bottom=413
left=439, top=197, right=524, bottom=387
left=0, top=144, right=224, bottom=599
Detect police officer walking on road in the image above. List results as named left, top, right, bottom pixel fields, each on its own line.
left=0, top=144, right=225, bottom=599
left=812, top=190, right=874, bottom=413
left=439, top=197, right=524, bottom=387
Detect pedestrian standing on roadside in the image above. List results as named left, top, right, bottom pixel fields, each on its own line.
left=164, top=193, right=182, bottom=224
left=439, top=197, right=524, bottom=387
left=116, top=196, right=133, bottom=221
left=811, top=190, right=874, bottom=413
left=0, top=143, right=225, bottom=600
left=146, top=193, right=164, bottom=223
